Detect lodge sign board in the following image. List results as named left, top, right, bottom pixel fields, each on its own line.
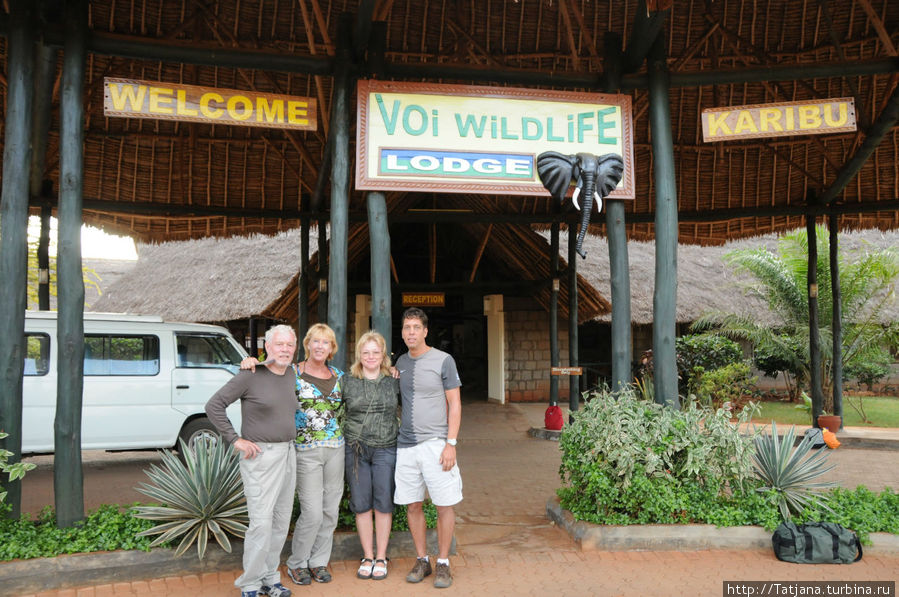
left=551, top=367, right=583, bottom=376
left=104, top=78, right=317, bottom=131
left=402, top=292, right=446, bottom=307
left=702, top=98, right=856, bottom=142
left=356, top=80, right=634, bottom=198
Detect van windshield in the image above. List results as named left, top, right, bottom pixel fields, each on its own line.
left=175, top=333, right=244, bottom=374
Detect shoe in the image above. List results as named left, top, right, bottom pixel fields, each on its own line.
left=406, top=557, right=432, bottom=583
left=434, top=562, right=453, bottom=589
left=310, top=566, right=332, bottom=583
left=372, top=558, right=388, bottom=580
left=357, top=558, right=374, bottom=579
left=240, top=592, right=258, bottom=597
left=259, top=582, right=291, bottom=597
left=286, top=567, right=312, bottom=586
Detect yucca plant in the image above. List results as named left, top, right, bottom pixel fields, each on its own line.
left=751, top=421, right=835, bottom=520
left=132, top=438, right=248, bottom=559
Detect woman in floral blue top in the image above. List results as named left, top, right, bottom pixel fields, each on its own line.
left=242, top=322, right=345, bottom=586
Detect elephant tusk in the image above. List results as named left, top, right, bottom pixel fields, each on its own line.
left=594, top=192, right=602, bottom=213
left=571, top=186, right=581, bottom=210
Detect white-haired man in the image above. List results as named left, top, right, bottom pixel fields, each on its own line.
left=206, top=324, right=298, bottom=597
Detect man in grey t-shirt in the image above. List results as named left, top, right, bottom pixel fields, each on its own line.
left=394, top=308, right=462, bottom=589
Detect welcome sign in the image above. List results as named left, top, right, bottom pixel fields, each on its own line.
left=702, top=98, right=856, bottom=142
left=356, top=80, right=634, bottom=197
left=104, top=78, right=317, bottom=131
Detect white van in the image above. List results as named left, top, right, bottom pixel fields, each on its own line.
left=22, top=311, right=247, bottom=453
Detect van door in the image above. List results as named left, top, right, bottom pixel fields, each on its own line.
left=80, top=333, right=173, bottom=449
left=22, top=332, right=54, bottom=452
left=171, top=332, right=244, bottom=432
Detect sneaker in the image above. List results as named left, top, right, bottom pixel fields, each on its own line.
left=259, top=583, right=292, bottom=597
left=434, top=562, right=453, bottom=589
left=240, top=592, right=258, bottom=597
left=406, top=557, right=432, bottom=583
left=286, top=567, right=312, bottom=586
left=310, top=566, right=332, bottom=583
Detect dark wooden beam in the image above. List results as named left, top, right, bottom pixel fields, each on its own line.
left=568, top=224, right=579, bottom=419
left=648, top=36, right=679, bottom=409
left=0, top=0, right=36, bottom=519
left=549, top=222, right=560, bottom=407
left=807, top=214, right=826, bottom=425
left=622, top=0, right=671, bottom=74
left=829, top=214, right=843, bottom=427
left=55, top=0, right=88, bottom=529
left=367, top=192, right=392, bottom=353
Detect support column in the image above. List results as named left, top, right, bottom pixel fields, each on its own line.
left=0, top=1, right=36, bottom=518
left=549, top=222, right=560, bottom=407
left=807, top=217, right=825, bottom=425
left=367, top=192, right=392, bottom=354
left=317, top=222, right=328, bottom=324
left=327, top=15, right=353, bottom=370
left=55, top=0, right=88, bottom=528
left=354, top=295, right=372, bottom=346
left=31, top=42, right=56, bottom=312
left=829, top=215, right=843, bottom=427
left=483, top=295, right=506, bottom=404
left=248, top=318, right=258, bottom=357
left=606, top=200, right=632, bottom=392
left=299, top=219, right=309, bottom=337
left=647, top=36, right=679, bottom=409
left=568, top=223, right=579, bottom=418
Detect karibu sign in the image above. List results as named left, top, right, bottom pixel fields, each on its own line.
left=104, top=78, right=317, bottom=131
left=702, top=98, right=856, bottom=142
left=356, top=80, right=634, bottom=197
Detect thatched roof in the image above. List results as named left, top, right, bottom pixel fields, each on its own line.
left=564, top=228, right=899, bottom=325
left=94, top=229, right=318, bottom=322
left=6, top=0, right=899, bottom=248
left=94, top=223, right=610, bottom=324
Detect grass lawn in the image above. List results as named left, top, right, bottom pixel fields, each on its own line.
left=753, top=394, right=899, bottom=428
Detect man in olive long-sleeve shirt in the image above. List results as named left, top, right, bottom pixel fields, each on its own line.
left=205, top=325, right=298, bottom=597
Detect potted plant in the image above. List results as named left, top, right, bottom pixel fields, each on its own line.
left=795, top=392, right=842, bottom=433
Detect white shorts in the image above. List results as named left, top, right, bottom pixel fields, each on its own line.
left=393, top=439, right=463, bottom=507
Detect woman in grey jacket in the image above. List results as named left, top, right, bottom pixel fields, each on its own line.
left=342, top=330, right=400, bottom=580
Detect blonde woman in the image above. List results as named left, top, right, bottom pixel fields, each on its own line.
left=342, top=331, right=399, bottom=580
left=241, top=323, right=344, bottom=586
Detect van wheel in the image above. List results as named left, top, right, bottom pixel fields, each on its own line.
left=177, top=418, right=220, bottom=454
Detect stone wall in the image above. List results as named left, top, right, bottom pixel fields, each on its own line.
left=504, top=306, right=570, bottom=402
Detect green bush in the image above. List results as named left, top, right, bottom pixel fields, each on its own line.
left=0, top=504, right=160, bottom=561
left=676, top=335, right=743, bottom=394
left=0, top=430, right=36, bottom=505
left=844, top=349, right=892, bottom=390
left=559, top=388, right=759, bottom=521
left=694, top=362, right=758, bottom=408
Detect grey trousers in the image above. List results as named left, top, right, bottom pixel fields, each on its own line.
left=286, top=445, right=345, bottom=569
left=234, top=442, right=296, bottom=592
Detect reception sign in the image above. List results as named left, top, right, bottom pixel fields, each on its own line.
left=356, top=80, right=634, bottom=197
left=104, top=78, right=317, bottom=131
left=702, top=98, right=855, bottom=142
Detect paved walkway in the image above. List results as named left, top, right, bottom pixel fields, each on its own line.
left=19, top=402, right=899, bottom=597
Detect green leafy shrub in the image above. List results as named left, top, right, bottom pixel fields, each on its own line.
left=0, top=430, right=36, bottom=504
left=844, top=349, right=892, bottom=390
left=694, top=362, right=758, bottom=408
left=132, top=439, right=248, bottom=559
left=676, top=334, right=743, bottom=394
left=0, top=504, right=160, bottom=561
left=559, top=388, right=759, bottom=522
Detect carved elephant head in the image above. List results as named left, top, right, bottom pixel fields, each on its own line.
left=537, top=151, right=624, bottom=258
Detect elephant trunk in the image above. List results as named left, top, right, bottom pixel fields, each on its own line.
left=575, top=175, right=595, bottom=259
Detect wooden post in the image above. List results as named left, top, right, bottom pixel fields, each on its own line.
left=549, top=222, right=560, bottom=407
left=829, top=214, right=843, bottom=427
left=317, top=220, right=328, bottom=324
left=568, top=223, right=579, bottom=419
left=299, top=219, right=309, bottom=336
left=807, top=216, right=825, bottom=424
left=55, top=0, right=88, bottom=528
left=647, top=36, right=679, bottom=409
left=327, top=15, right=353, bottom=370
left=0, top=1, right=36, bottom=518
left=606, top=200, right=632, bottom=392
left=248, top=318, right=258, bottom=357
left=31, top=43, right=56, bottom=312
left=367, top=192, right=392, bottom=354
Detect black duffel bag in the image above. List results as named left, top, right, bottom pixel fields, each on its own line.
left=772, top=521, right=862, bottom=564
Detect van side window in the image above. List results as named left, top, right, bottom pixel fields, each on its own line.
left=24, top=333, right=50, bottom=376
left=176, top=333, right=243, bottom=373
left=84, top=335, right=160, bottom=376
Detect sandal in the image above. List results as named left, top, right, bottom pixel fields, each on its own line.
left=357, top=558, right=374, bottom=579
left=372, top=558, right=388, bottom=580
